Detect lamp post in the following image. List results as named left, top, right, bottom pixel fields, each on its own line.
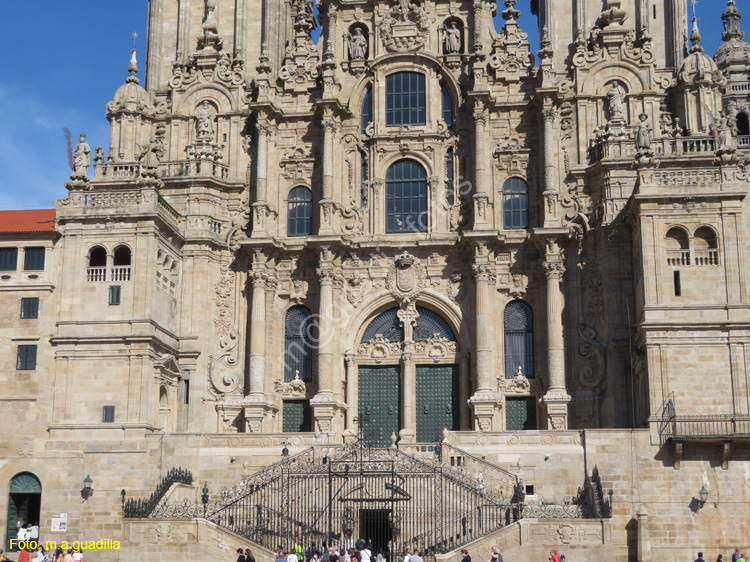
left=202, top=482, right=209, bottom=517
left=81, top=475, right=94, bottom=501
left=698, top=486, right=709, bottom=508
left=120, top=489, right=126, bottom=515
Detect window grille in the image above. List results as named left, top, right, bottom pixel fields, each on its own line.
left=504, top=301, right=534, bottom=378
left=386, top=72, right=426, bottom=127
left=386, top=160, right=428, bottom=233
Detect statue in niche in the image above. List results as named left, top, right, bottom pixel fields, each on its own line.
left=139, top=138, right=164, bottom=170
left=718, top=113, right=736, bottom=151
left=444, top=21, right=461, bottom=54
left=634, top=113, right=652, bottom=150
left=606, top=82, right=625, bottom=122
left=348, top=28, right=368, bottom=60
left=196, top=101, right=215, bottom=140
left=72, top=134, right=91, bottom=174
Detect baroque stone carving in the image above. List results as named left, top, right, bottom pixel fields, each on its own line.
left=346, top=273, right=366, bottom=307
left=378, top=0, right=430, bottom=53
left=357, top=335, right=402, bottom=363
left=387, top=252, right=427, bottom=304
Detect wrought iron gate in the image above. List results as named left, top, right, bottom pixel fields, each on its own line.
left=201, top=441, right=517, bottom=559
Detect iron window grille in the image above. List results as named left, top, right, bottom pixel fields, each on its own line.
left=386, top=72, right=426, bottom=127
left=0, top=248, right=18, bottom=271
left=287, top=186, right=313, bottom=237
left=504, top=301, right=534, bottom=378
left=386, top=160, right=428, bottom=233
left=23, top=247, right=46, bottom=271
left=285, top=306, right=314, bottom=382
left=20, top=297, right=39, bottom=319
left=16, top=344, right=37, bottom=370
left=502, top=177, right=530, bottom=230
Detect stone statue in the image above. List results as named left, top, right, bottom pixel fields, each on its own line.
left=348, top=28, right=367, bottom=60
left=606, top=82, right=625, bottom=122
left=444, top=21, right=461, bottom=54
left=718, top=113, right=736, bottom=151
left=73, top=134, right=91, bottom=174
left=196, top=101, right=215, bottom=140
left=634, top=113, right=652, bottom=150
left=139, top=138, right=163, bottom=170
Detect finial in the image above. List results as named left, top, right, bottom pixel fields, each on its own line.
left=127, top=32, right=140, bottom=83
left=689, top=0, right=703, bottom=53
left=722, top=0, right=744, bottom=42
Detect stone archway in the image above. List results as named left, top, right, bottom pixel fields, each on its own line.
left=5, top=472, right=41, bottom=551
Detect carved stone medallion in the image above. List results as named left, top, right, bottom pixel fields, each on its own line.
left=386, top=251, right=426, bottom=304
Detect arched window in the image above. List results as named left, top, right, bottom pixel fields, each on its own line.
left=386, top=160, right=428, bottom=233
left=113, top=246, right=132, bottom=281
left=504, top=301, right=534, bottom=379
left=285, top=306, right=314, bottom=382
left=287, top=186, right=313, bottom=237
left=361, top=86, right=372, bottom=135
left=666, top=227, right=690, bottom=266
left=414, top=307, right=456, bottom=342
left=361, top=307, right=404, bottom=343
left=386, top=72, right=426, bottom=127
left=441, top=83, right=453, bottom=130
left=694, top=226, right=719, bottom=266
left=502, top=178, right=529, bottom=230
left=88, top=246, right=107, bottom=268
left=360, top=306, right=456, bottom=343
left=737, top=113, right=749, bottom=137
left=113, top=246, right=131, bottom=266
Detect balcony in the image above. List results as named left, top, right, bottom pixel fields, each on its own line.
left=693, top=249, right=719, bottom=266
left=111, top=266, right=132, bottom=282
left=659, top=407, right=750, bottom=469
left=666, top=250, right=690, bottom=267
left=87, top=267, right=106, bottom=282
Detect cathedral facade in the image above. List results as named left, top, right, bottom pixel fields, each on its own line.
left=1, top=0, right=750, bottom=560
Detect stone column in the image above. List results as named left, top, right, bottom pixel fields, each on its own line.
left=468, top=259, right=498, bottom=430
left=319, top=117, right=336, bottom=235
left=344, top=353, right=358, bottom=440
left=312, top=250, right=339, bottom=438
left=541, top=101, right=559, bottom=227
left=245, top=270, right=268, bottom=432
left=251, top=122, right=271, bottom=237
left=472, top=108, right=490, bottom=229
left=400, top=348, right=417, bottom=443
left=542, top=244, right=570, bottom=430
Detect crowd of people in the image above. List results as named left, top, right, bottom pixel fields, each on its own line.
left=0, top=546, right=83, bottom=562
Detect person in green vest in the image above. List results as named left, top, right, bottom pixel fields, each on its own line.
left=293, top=537, right=304, bottom=562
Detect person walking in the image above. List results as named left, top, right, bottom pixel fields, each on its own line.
left=549, top=550, right=560, bottom=562
left=696, top=552, right=706, bottom=562
left=490, top=548, right=502, bottom=562
left=237, top=548, right=247, bottom=562
left=460, top=550, right=471, bottom=562
left=246, top=549, right=255, bottom=562
left=402, top=550, right=410, bottom=562
left=409, top=551, right=423, bottom=562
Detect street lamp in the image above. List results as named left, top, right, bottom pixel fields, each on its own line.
left=698, top=486, right=709, bottom=508
left=81, top=475, right=94, bottom=501
left=202, top=482, right=209, bottom=516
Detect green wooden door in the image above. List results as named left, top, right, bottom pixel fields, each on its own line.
left=505, top=397, right=537, bottom=431
left=359, top=366, right=400, bottom=447
left=416, top=364, right=460, bottom=443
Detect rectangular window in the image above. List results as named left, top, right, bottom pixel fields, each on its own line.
left=23, top=247, right=45, bottom=271
left=109, top=285, right=122, bottom=306
left=20, top=297, right=39, bottom=319
left=674, top=270, right=682, bottom=297
left=0, top=248, right=18, bottom=271
left=102, top=406, right=115, bottom=423
left=386, top=72, right=426, bottom=127
left=16, top=345, right=37, bottom=370
left=183, top=379, right=190, bottom=405
left=283, top=400, right=313, bottom=432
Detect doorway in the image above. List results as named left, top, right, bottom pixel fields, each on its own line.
left=5, top=473, right=41, bottom=551
left=416, top=364, right=460, bottom=442
left=359, top=508, right=392, bottom=555
left=358, top=366, right=400, bottom=447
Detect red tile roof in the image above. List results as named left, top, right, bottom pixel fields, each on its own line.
left=0, top=209, right=57, bottom=234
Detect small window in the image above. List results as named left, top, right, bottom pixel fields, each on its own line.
left=20, top=297, right=39, bottom=319
left=525, top=484, right=535, bottom=496
left=16, top=345, right=37, bottom=370
left=385, top=160, right=428, bottom=233
left=674, top=270, right=682, bottom=297
left=502, top=178, right=529, bottom=230
left=0, top=248, right=18, bottom=271
left=441, top=83, right=453, bottom=130
left=102, top=406, right=115, bottom=423
left=183, top=379, right=190, bottom=405
left=361, top=86, right=372, bottom=135
left=287, top=186, right=313, bottom=237
left=283, top=400, right=313, bottom=432
left=109, top=285, right=122, bottom=306
left=23, top=247, right=45, bottom=271
left=386, top=72, right=426, bottom=127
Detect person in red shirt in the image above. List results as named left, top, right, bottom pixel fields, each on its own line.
left=18, top=549, right=29, bottom=562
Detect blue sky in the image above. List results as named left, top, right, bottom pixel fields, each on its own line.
left=0, top=0, right=728, bottom=210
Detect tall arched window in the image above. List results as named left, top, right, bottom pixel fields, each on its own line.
left=665, top=227, right=690, bottom=266
left=287, top=186, right=313, bottom=237
left=361, top=86, right=372, bottom=135
left=441, top=83, right=453, bottom=130
left=386, top=72, right=426, bottom=127
left=504, top=301, right=534, bottom=378
left=285, top=306, right=314, bottom=382
left=386, top=160, right=428, bottom=233
left=502, top=177, right=529, bottom=230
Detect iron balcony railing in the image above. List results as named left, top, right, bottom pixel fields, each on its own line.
left=660, top=414, right=750, bottom=444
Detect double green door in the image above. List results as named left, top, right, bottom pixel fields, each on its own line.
left=358, top=364, right=460, bottom=447
left=416, top=364, right=460, bottom=442
left=359, top=366, right=401, bottom=447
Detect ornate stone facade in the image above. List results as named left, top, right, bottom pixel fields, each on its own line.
left=1, top=0, right=750, bottom=560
